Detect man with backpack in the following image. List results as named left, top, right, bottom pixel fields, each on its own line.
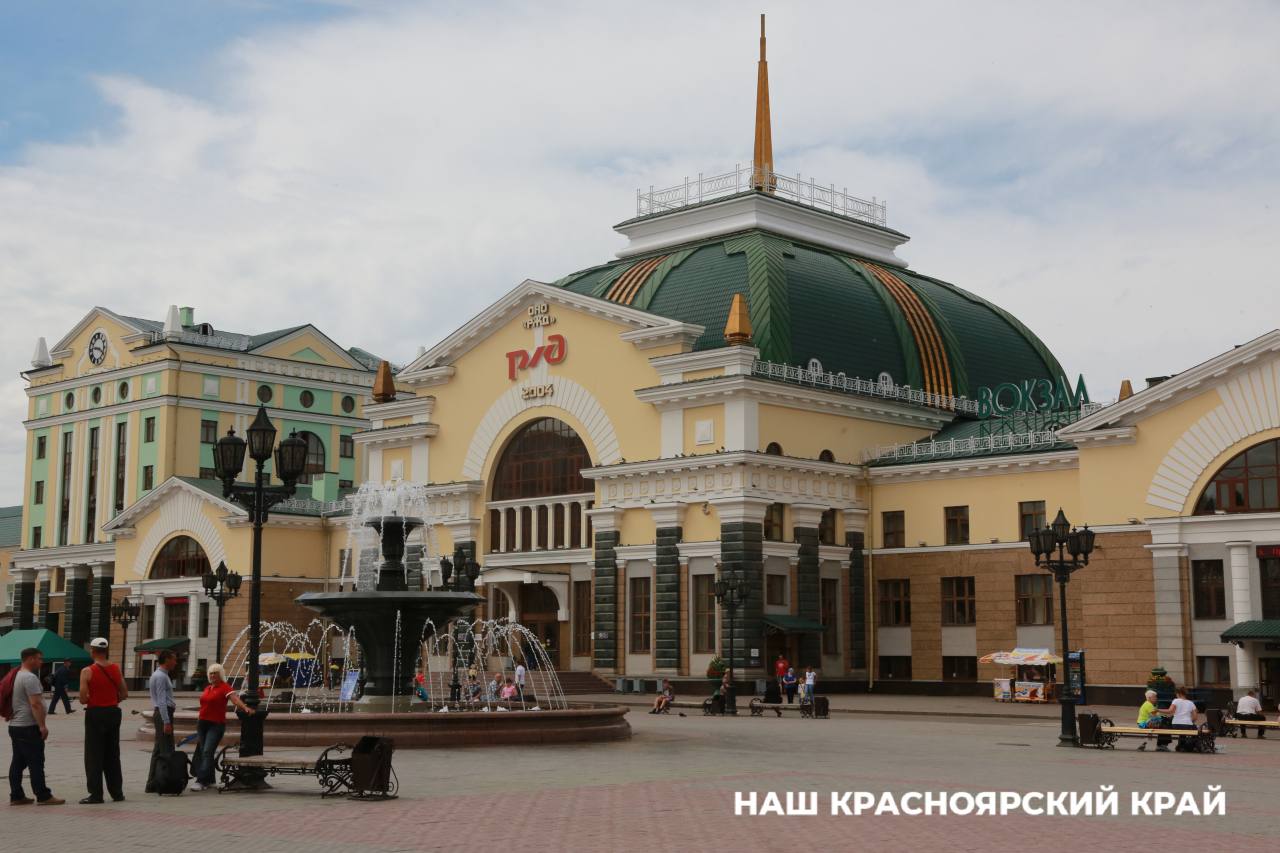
left=4, top=647, right=65, bottom=805
left=78, top=637, right=128, bottom=804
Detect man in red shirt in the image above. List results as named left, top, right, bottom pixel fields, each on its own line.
left=78, top=637, right=128, bottom=804
left=774, top=653, right=790, bottom=686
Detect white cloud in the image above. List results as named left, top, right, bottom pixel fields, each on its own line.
left=2, top=0, right=1279, bottom=502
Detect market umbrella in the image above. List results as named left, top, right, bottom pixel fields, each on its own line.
left=258, top=652, right=288, bottom=666
left=0, top=628, right=92, bottom=665
left=978, top=648, right=1063, bottom=666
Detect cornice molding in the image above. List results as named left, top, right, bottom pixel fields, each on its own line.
left=867, top=450, right=1079, bottom=483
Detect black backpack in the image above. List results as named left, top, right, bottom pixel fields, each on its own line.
left=152, top=750, right=190, bottom=796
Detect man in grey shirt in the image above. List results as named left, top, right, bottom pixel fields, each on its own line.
left=7, top=647, right=64, bottom=805
left=144, top=649, right=178, bottom=793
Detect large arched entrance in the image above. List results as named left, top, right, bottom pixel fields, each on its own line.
left=488, top=417, right=594, bottom=553
left=518, top=583, right=562, bottom=668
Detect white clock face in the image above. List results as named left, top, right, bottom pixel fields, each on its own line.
left=88, top=331, right=108, bottom=365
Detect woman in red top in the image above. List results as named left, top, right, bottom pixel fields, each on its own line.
left=190, top=663, right=251, bottom=791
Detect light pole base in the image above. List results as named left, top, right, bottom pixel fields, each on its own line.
left=1057, top=696, right=1078, bottom=747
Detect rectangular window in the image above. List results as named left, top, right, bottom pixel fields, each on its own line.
left=142, top=605, right=156, bottom=640
left=84, top=426, right=99, bottom=542
left=941, top=576, right=976, bottom=625
left=144, top=416, right=156, bottom=443
left=1192, top=559, right=1226, bottom=620
left=693, top=574, right=717, bottom=653
left=35, top=435, right=47, bottom=459
left=878, top=579, right=910, bottom=626
left=338, top=479, right=353, bottom=489
left=59, top=433, right=72, bottom=546
left=763, top=503, right=786, bottom=542
left=340, top=434, right=355, bottom=458
left=766, top=574, right=787, bottom=606
left=882, top=511, right=905, bottom=549
left=944, top=505, right=970, bottom=545
left=818, top=509, right=838, bottom=546
left=879, top=655, right=912, bottom=680
left=628, top=577, right=651, bottom=654
left=165, top=602, right=189, bottom=638
left=943, top=655, right=978, bottom=681
left=572, top=580, right=591, bottom=656
left=821, top=577, right=839, bottom=655
left=198, top=602, right=210, bottom=638
left=1262, top=558, right=1280, bottom=620
left=143, top=465, right=155, bottom=492
left=33, top=480, right=44, bottom=504
left=200, top=419, right=218, bottom=444
left=31, top=526, right=42, bottom=548
left=1015, top=574, right=1054, bottom=625
left=1196, top=655, right=1230, bottom=686
left=113, top=422, right=127, bottom=514
left=1019, top=500, right=1046, bottom=541
left=198, top=467, right=218, bottom=481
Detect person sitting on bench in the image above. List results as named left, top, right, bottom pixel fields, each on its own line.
left=1135, top=689, right=1161, bottom=751
left=1235, top=689, right=1267, bottom=738
left=1156, top=686, right=1200, bottom=752
left=651, top=679, right=675, bottom=714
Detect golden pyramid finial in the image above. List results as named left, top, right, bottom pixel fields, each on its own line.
left=724, top=293, right=753, bottom=346
left=372, top=360, right=397, bottom=403
left=1118, top=378, right=1134, bottom=401
left=752, top=13, right=774, bottom=193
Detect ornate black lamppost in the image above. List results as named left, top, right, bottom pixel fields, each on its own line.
left=212, top=406, right=308, bottom=758
left=1029, top=508, right=1096, bottom=746
left=110, top=596, right=140, bottom=683
left=201, top=560, right=242, bottom=664
left=439, top=548, right=480, bottom=703
left=714, top=564, right=750, bottom=715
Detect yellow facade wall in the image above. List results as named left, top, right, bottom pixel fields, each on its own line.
left=681, top=404, right=724, bottom=456
left=870, top=466, right=1082, bottom=547
left=254, top=329, right=356, bottom=368
left=757, top=404, right=930, bottom=463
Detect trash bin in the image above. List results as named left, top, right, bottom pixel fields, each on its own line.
left=351, top=736, right=394, bottom=795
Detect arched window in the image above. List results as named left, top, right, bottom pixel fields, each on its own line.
left=1195, top=438, right=1280, bottom=514
left=765, top=442, right=784, bottom=456
left=492, top=418, right=591, bottom=500
left=150, top=535, right=210, bottom=580
left=296, top=431, right=326, bottom=484
left=818, top=449, right=835, bottom=463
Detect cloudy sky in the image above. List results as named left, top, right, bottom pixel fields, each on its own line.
left=2, top=0, right=1279, bottom=505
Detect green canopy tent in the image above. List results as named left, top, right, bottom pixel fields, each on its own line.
left=0, top=628, right=92, bottom=666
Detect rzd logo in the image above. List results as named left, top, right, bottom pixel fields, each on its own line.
left=506, top=334, right=566, bottom=380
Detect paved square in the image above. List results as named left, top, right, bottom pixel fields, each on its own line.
left=5, top=696, right=1276, bottom=852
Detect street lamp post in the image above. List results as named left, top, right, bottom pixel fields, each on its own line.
left=110, top=597, right=140, bottom=684
left=714, top=564, right=750, bottom=716
left=201, top=560, right=242, bottom=664
left=212, top=406, right=308, bottom=758
left=1029, top=508, right=1096, bottom=746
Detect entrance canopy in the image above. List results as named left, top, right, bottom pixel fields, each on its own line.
left=134, top=637, right=190, bottom=653
left=763, top=614, right=825, bottom=634
left=1220, top=620, right=1280, bottom=642
left=0, top=629, right=92, bottom=666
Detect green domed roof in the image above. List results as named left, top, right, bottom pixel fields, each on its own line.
left=554, top=229, right=1064, bottom=399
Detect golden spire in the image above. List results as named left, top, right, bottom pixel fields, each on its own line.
left=724, top=293, right=753, bottom=345
left=1118, top=379, right=1134, bottom=401
left=372, top=360, right=397, bottom=403
left=752, top=13, right=774, bottom=192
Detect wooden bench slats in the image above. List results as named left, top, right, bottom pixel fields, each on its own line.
left=224, top=757, right=314, bottom=770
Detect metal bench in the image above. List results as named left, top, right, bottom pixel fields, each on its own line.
left=1077, top=713, right=1216, bottom=753
left=1223, top=718, right=1280, bottom=738
left=217, top=744, right=365, bottom=796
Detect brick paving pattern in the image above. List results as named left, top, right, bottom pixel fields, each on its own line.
left=5, top=696, right=1275, bottom=852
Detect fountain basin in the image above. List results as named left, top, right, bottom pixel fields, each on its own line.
left=297, top=590, right=483, bottom=698
left=137, top=703, right=631, bottom=748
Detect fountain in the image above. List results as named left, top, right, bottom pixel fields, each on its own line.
left=295, top=513, right=482, bottom=707
left=136, top=484, right=630, bottom=748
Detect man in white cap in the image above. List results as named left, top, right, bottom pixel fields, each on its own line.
left=77, top=637, right=128, bottom=804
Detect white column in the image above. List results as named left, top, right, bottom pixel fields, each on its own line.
left=515, top=508, right=524, bottom=553
left=532, top=504, right=542, bottom=551
left=187, top=594, right=201, bottom=681
left=1145, top=543, right=1189, bottom=684
left=1226, top=541, right=1257, bottom=694
left=562, top=502, right=571, bottom=549
left=498, top=509, right=508, bottom=553
left=580, top=503, right=590, bottom=548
